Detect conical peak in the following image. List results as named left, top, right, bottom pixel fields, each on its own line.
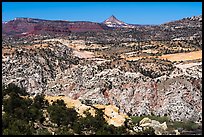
left=110, top=15, right=116, bottom=19
left=106, top=15, right=118, bottom=22
left=103, top=15, right=134, bottom=28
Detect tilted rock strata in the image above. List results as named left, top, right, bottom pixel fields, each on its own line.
left=2, top=40, right=202, bottom=124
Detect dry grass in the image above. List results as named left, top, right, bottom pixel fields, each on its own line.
left=158, top=50, right=202, bottom=61
left=73, top=50, right=95, bottom=58
left=125, top=50, right=202, bottom=62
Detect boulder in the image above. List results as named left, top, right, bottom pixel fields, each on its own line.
left=138, top=117, right=168, bottom=135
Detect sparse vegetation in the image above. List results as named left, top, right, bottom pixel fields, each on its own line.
left=131, top=115, right=170, bottom=125
left=2, top=83, right=201, bottom=135
left=2, top=14, right=202, bottom=135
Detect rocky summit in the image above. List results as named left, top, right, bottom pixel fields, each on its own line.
left=2, top=15, right=202, bottom=132
left=102, top=15, right=134, bottom=28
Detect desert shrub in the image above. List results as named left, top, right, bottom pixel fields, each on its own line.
left=76, top=108, right=129, bottom=135
left=131, top=115, right=169, bottom=125
left=33, top=93, right=49, bottom=109
left=170, top=121, right=200, bottom=131
left=148, top=115, right=170, bottom=123
left=96, top=124, right=125, bottom=135
left=35, top=128, right=51, bottom=135
left=136, top=127, right=155, bottom=135
left=54, top=126, right=74, bottom=135
left=2, top=84, right=50, bottom=135
left=3, top=83, right=28, bottom=96
left=27, top=105, right=44, bottom=122
left=3, top=118, right=34, bottom=135
left=47, top=99, right=78, bottom=127
left=74, top=109, right=108, bottom=134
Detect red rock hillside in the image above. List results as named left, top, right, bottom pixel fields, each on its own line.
left=2, top=18, right=107, bottom=36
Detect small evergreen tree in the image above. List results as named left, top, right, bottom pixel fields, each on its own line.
left=47, top=99, right=78, bottom=127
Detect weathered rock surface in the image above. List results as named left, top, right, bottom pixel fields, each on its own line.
left=44, top=95, right=128, bottom=127
left=135, top=117, right=168, bottom=135
left=2, top=41, right=202, bottom=124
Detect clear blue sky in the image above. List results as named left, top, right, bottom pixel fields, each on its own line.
left=2, top=2, right=202, bottom=25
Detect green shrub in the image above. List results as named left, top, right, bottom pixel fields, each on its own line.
left=35, top=128, right=52, bottom=135
left=131, top=116, right=145, bottom=124
left=171, top=121, right=199, bottom=131
left=3, top=83, right=28, bottom=96
left=148, top=115, right=170, bottom=123
left=54, top=126, right=74, bottom=135
left=136, top=127, right=155, bottom=135
left=33, top=93, right=49, bottom=109
left=130, top=115, right=170, bottom=125
left=47, top=99, right=78, bottom=127
left=3, top=118, right=34, bottom=135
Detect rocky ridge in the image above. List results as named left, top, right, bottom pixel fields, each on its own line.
left=2, top=39, right=202, bottom=124
left=2, top=15, right=202, bottom=44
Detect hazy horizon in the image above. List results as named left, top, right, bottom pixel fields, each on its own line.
left=2, top=2, right=202, bottom=25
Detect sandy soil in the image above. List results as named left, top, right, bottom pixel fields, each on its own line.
left=43, top=38, right=86, bottom=50
left=158, top=50, right=202, bottom=61
left=73, top=50, right=95, bottom=58
left=126, top=56, right=145, bottom=61
left=125, top=50, right=202, bottom=62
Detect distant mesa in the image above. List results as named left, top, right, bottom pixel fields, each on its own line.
left=3, top=16, right=133, bottom=37
left=2, top=17, right=106, bottom=36
left=2, top=14, right=202, bottom=37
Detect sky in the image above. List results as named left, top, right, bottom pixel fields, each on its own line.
left=2, top=2, right=202, bottom=25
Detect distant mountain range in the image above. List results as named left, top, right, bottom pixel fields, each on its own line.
left=2, top=15, right=202, bottom=37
